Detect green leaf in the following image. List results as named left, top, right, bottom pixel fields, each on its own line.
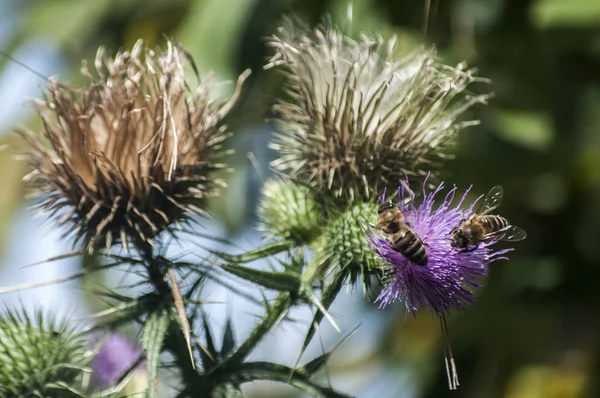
left=219, top=293, right=292, bottom=369
left=299, top=272, right=346, bottom=358
left=221, top=318, right=235, bottom=358
left=26, top=0, right=109, bottom=48
left=532, top=0, right=600, bottom=28
left=141, top=308, right=170, bottom=398
left=299, top=324, right=361, bottom=376
left=200, top=315, right=218, bottom=369
left=229, top=361, right=352, bottom=398
left=213, top=240, right=295, bottom=263
left=493, top=109, right=554, bottom=151
left=176, top=0, right=258, bottom=79
left=218, top=262, right=300, bottom=292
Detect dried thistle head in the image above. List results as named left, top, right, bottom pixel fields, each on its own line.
left=266, top=18, right=489, bottom=201
left=20, top=40, right=249, bottom=253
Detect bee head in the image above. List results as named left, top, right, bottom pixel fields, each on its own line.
left=377, top=201, right=396, bottom=214
left=450, top=228, right=468, bottom=248
left=377, top=202, right=405, bottom=232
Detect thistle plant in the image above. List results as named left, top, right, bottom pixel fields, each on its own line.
left=0, top=16, right=527, bottom=398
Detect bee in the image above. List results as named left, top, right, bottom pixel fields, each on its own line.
left=377, top=201, right=428, bottom=266
left=450, top=186, right=527, bottom=251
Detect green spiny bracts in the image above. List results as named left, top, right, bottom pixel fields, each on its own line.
left=257, top=179, right=323, bottom=244
left=0, top=310, right=90, bottom=397
left=319, top=201, right=384, bottom=292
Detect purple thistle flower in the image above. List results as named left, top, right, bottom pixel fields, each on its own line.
left=367, top=176, right=516, bottom=389
left=368, top=177, right=512, bottom=317
left=92, top=333, right=145, bottom=389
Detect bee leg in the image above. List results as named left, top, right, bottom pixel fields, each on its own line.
left=459, top=245, right=479, bottom=253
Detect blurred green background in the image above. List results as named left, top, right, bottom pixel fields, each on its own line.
left=1, top=0, right=599, bottom=397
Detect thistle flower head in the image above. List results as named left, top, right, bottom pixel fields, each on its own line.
left=92, top=333, right=146, bottom=391
left=266, top=19, right=488, bottom=201
left=0, top=310, right=90, bottom=397
left=367, top=177, right=512, bottom=316
left=20, top=40, right=249, bottom=252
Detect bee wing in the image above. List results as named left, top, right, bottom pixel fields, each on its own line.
left=474, top=185, right=504, bottom=215
left=483, top=225, right=527, bottom=242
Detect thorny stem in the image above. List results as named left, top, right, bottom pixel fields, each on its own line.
left=142, top=248, right=199, bottom=387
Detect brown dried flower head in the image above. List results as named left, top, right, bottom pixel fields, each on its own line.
left=265, top=19, right=489, bottom=201
left=20, top=40, right=249, bottom=252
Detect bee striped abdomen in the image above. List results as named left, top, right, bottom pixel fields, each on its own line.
left=481, top=215, right=509, bottom=233
left=391, top=227, right=428, bottom=266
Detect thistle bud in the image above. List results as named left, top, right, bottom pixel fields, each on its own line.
left=266, top=19, right=488, bottom=201
left=0, top=310, right=90, bottom=397
left=257, top=179, right=323, bottom=244
left=319, top=201, right=383, bottom=292
left=19, top=40, right=249, bottom=252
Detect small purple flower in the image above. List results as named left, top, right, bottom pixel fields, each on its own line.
left=92, top=333, right=145, bottom=388
left=368, top=177, right=512, bottom=317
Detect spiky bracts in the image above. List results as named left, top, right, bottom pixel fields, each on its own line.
left=0, top=310, right=90, bottom=397
left=20, top=40, right=249, bottom=252
left=320, top=201, right=383, bottom=291
left=257, top=179, right=322, bottom=243
left=266, top=19, right=488, bottom=201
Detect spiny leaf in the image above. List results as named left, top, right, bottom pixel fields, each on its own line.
left=142, top=308, right=170, bottom=398
left=212, top=240, right=295, bottom=263
left=200, top=315, right=218, bottom=369
left=299, top=324, right=361, bottom=376
left=229, top=361, right=352, bottom=398
left=219, top=292, right=292, bottom=369
left=297, top=271, right=346, bottom=363
left=221, top=318, right=235, bottom=358
left=216, top=261, right=300, bottom=292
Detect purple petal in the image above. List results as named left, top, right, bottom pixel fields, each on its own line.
left=92, top=333, right=145, bottom=388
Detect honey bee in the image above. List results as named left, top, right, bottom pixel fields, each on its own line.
left=450, top=186, right=527, bottom=251
left=377, top=201, right=428, bottom=266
